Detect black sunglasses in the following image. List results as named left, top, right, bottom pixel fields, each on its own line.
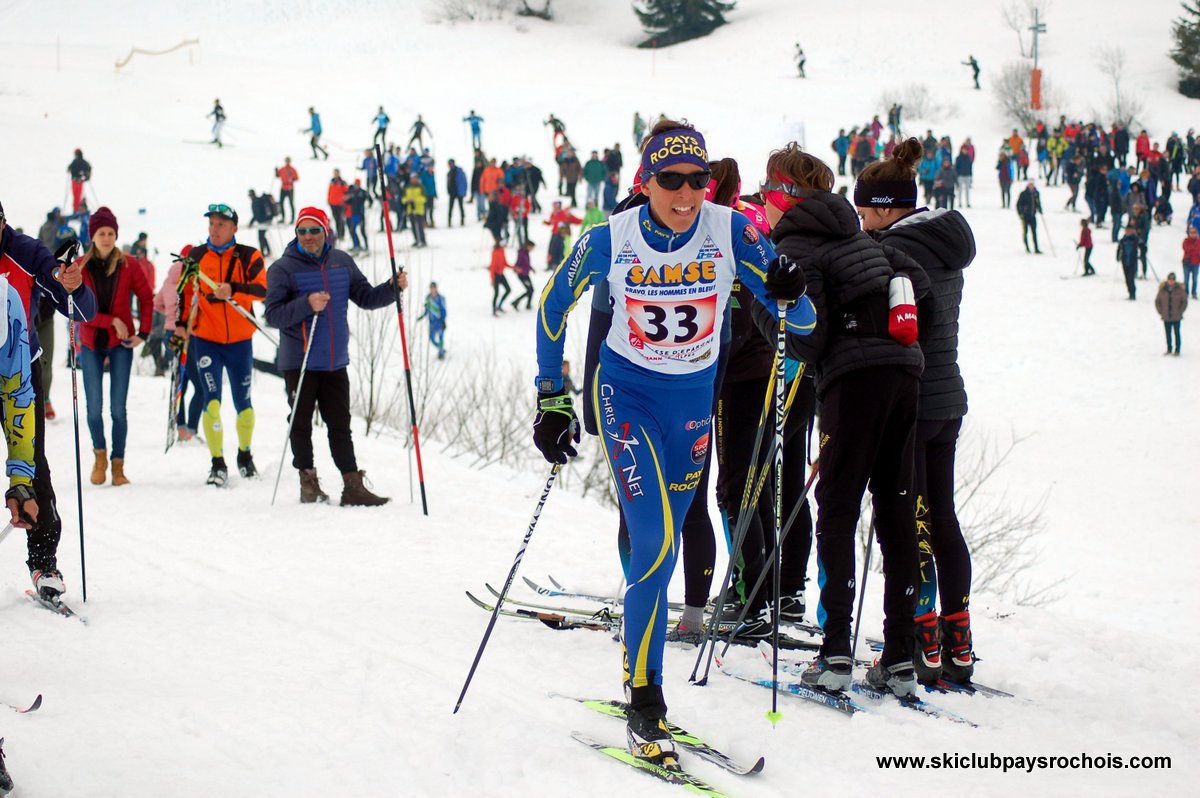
left=653, top=170, right=712, bottom=191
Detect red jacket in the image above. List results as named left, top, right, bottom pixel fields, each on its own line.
left=1078, top=227, right=1092, bottom=249
left=75, top=252, right=154, bottom=350
left=277, top=164, right=299, bottom=190
left=489, top=247, right=509, bottom=277
left=327, top=178, right=347, bottom=206
left=544, top=208, right=582, bottom=235
left=1183, top=237, right=1200, bottom=266
left=1135, top=133, right=1150, bottom=157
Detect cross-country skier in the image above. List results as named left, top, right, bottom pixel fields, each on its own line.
left=407, top=115, right=431, bottom=150
left=304, top=107, right=329, bottom=160
left=856, top=138, right=977, bottom=686
left=67, top=149, right=91, bottom=212
left=962, top=55, right=980, bottom=89
left=372, top=106, right=390, bottom=147
left=0, top=199, right=98, bottom=600
left=417, top=281, right=447, bottom=359
left=208, top=99, right=226, bottom=147
left=532, top=120, right=815, bottom=765
left=755, top=143, right=929, bottom=698
left=463, top=110, right=484, bottom=149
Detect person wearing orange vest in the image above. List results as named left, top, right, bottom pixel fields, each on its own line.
left=327, top=169, right=348, bottom=241
left=170, top=203, right=268, bottom=486
left=276, top=157, right=299, bottom=224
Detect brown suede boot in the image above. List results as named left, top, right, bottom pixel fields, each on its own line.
left=111, top=458, right=130, bottom=486
left=299, top=468, right=329, bottom=504
left=340, top=470, right=390, bottom=507
left=90, top=449, right=107, bottom=485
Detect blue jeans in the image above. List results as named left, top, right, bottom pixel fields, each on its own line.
left=79, top=344, right=133, bottom=458
left=586, top=181, right=601, bottom=206
left=1184, top=264, right=1199, bottom=297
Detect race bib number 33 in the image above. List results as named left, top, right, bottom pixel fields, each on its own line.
left=627, top=296, right=718, bottom=353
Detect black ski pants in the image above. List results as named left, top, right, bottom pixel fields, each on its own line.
left=716, top=373, right=813, bottom=612
left=330, top=204, right=346, bottom=239
left=27, top=361, right=63, bottom=573
left=447, top=195, right=465, bottom=227
left=284, top=368, right=356, bottom=475
left=279, top=189, right=295, bottom=223
left=1021, top=216, right=1040, bottom=252
left=813, top=366, right=919, bottom=665
left=913, top=417, right=971, bottom=618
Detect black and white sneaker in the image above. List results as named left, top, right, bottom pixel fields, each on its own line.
left=866, top=659, right=918, bottom=698
left=625, top=708, right=678, bottom=766
left=237, top=450, right=258, bottom=478
left=207, top=458, right=229, bottom=488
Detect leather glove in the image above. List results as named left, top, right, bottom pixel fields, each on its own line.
left=764, top=254, right=806, bottom=302
left=532, top=389, right=579, bottom=465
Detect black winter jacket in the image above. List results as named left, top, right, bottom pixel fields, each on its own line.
left=753, top=191, right=929, bottom=398
left=872, top=208, right=975, bottom=420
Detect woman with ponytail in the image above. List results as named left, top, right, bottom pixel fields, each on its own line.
left=754, top=143, right=930, bottom=698
left=855, top=138, right=978, bottom=686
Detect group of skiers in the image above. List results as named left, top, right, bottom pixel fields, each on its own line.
left=833, top=123, right=976, bottom=214
left=532, top=118, right=979, bottom=769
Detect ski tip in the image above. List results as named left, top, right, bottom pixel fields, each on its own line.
left=18, top=694, right=43, bottom=714
left=765, top=709, right=784, bottom=727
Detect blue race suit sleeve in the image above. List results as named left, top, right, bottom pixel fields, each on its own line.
left=728, top=211, right=816, bottom=335
left=535, top=222, right=613, bottom=391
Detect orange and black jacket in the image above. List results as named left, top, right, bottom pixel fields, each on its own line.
left=177, top=243, right=266, bottom=344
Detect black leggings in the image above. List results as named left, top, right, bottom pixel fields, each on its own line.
left=716, top=374, right=813, bottom=612
left=512, top=274, right=534, bottom=309
left=491, top=274, right=511, bottom=312
left=26, top=362, right=63, bottom=573
left=813, top=366, right=919, bottom=665
left=913, top=417, right=971, bottom=617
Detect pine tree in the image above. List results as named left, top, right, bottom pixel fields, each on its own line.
left=1170, top=0, right=1200, bottom=97
left=634, top=0, right=736, bottom=49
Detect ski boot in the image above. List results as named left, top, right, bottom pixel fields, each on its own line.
left=912, top=610, right=943, bottom=686
left=625, top=685, right=676, bottom=767
left=777, top=589, right=806, bottom=622
left=237, top=449, right=258, bottom=478
left=31, top=568, right=65, bottom=601
left=207, top=458, right=229, bottom=488
left=940, top=611, right=975, bottom=684
left=799, top=654, right=854, bottom=692
left=866, top=659, right=918, bottom=698
left=733, top=606, right=773, bottom=641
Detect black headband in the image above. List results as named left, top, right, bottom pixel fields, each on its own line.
left=852, top=179, right=918, bottom=208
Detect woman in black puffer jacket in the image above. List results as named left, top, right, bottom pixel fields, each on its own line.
left=856, top=138, right=977, bottom=687
left=753, top=143, right=929, bottom=697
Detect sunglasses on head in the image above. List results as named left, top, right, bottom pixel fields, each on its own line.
left=653, top=170, right=712, bottom=191
left=207, top=203, right=235, bottom=219
left=759, top=179, right=808, bottom=198
left=296, top=226, right=324, bottom=236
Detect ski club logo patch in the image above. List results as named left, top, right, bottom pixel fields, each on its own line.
left=614, top=240, right=641, bottom=266
left=741, top=224, right=760, bottom=245
left=628, top=333, right=644, bottom=349
left=197, top=356, right=213, bottom=368
left=691, top=432, right=710, bottom=464
left=695, top=235, right=723, bottom=260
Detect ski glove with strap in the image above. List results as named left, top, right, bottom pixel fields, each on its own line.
left=532, top=389, right=579, bottom=464
left=6, top=484, right=38, bottom=529
left=764, top=254, right=806, bottom=302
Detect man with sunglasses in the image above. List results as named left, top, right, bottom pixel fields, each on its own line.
left=0, top=200, right=97, bottom=601
left=172, top=204, right=267, bottom=487
left=265, top=208, right=404, bottom=506
left=532, top=120, right=816, bottom=767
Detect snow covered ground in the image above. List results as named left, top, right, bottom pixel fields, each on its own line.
left=1, top=0, right=1198, bottom=795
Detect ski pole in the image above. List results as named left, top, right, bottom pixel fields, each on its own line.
left=270, top=314, right=319, bottom=506
left=0, top=522, right=13, bottom=547
left=190, top=269, right=279, bottom=346
left=67, top=294, right=88, bottom=602
left=767, top=302, right=787, bottom=727
left=1038, top=209, right=1057, bottom=257
left=850, top=520, right=877, bottom=661
left=375, top=142, right=429, bottom=516
left=454, top=463, right=561, bottom=714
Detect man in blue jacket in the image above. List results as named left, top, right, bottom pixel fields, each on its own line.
left=264, top=207, right=406, bottom=506
left=445, top=159, right=468, bottom=227
left=0, top=200, right=97, bottom=599
left=304, top=106, right=329, bottom=160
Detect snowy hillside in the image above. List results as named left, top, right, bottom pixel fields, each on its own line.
left=1, top=0, right=1198, bottom=796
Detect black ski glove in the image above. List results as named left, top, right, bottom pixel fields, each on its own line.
left=6, top=484, right=38, bottom=529
left=532, top=389, right=579, bottom=464
left=764, top=254, right=806, bottom=302
left=54, top=239, right=80, bottom=266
